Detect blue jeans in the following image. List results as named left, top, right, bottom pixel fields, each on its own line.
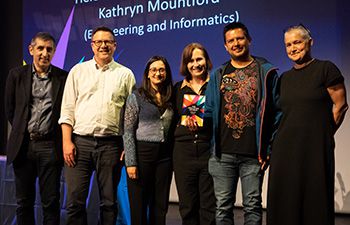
left=208, top=154, right=263, bottom=225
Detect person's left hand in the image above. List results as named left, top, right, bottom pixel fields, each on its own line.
left=127, top=166, right=138, bottom=179
left=186, top=116, right=199, bottom=132
left=259, top=159, right=269, bottom=172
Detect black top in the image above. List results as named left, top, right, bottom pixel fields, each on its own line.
left=219, top=61, right=258, bottom=156
left=173, top=80, right=212, bottom=142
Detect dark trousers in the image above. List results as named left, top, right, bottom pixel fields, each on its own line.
left=127, top=141, right=173, bottom=225
left=173, top=141, right=216, bottom=225
left=12, top=139, right=62, bottom=225
left=64, top=135, right=123, bottom=225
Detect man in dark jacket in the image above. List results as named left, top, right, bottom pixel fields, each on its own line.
left=206, top=22, right=281, bottom=225
left=5, top=32, right=68, bottom=225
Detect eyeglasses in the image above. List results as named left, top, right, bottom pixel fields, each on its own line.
left=149, top=67, right=166, bottom=74
left=92, top=40, right=116, bottom=47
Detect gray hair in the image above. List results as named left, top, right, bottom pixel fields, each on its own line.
left=30, top=32, right=56, bottom=48
left=284, top=24, right=312, bottom=40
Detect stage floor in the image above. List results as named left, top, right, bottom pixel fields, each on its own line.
left=167, top=203, right=350, bottom=225
left=2, top=155, right=350, bottom=225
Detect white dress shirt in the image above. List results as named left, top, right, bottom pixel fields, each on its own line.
left=59, top=58, right=136, bottom=136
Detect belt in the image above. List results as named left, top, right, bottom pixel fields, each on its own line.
left=73, top=134, right=122, bottom=142
left=29, top=132, right=53, bottom=141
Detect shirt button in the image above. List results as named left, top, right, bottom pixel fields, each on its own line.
left=195, top=134, right=198, bottom=138
left=194, top=140, right=197, bottom=144
left=160, top=127, right=164, bottom=130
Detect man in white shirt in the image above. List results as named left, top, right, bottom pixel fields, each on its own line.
left=59, top=26, right=136, bottom=225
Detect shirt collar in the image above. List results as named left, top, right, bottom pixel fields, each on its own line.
left=94, top=58, right=115, bottom=71
left=180, top=76, right=210, bottom=90
left=32, top=65, right=51, bottom=79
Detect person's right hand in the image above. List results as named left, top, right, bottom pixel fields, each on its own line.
left=63, top=140, right=76, bottom=167
left=127, top=166, right=138, bottom=180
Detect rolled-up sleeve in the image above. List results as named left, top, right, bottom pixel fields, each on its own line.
left=126, top=72, right=136, bottom=96
left=58, top=66, right=78, bottom=127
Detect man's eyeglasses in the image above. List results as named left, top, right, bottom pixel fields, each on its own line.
left=149, top=68, right=166, bottom=74
left=92, top=40, right=116, bottom=47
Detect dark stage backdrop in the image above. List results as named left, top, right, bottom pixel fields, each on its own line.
left=1, top=1, right=22, bottom=155
left=22, top=0, right=350, bottom=83
left=16, top=0, right=350, bottom=214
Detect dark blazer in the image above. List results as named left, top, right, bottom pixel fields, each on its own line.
left=4, top=64, right=68, bottom=164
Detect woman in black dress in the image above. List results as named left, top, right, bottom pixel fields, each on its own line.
left=267, top=24, right=348, bottom=225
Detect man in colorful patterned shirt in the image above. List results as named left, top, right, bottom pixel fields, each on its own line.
left=205, top=22, right=281, bottom=225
